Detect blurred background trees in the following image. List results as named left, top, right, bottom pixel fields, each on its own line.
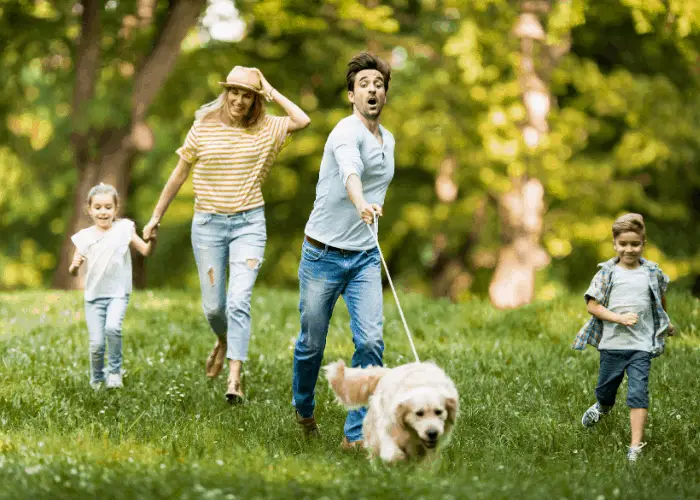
left=1, top=0, right=699, bottom=305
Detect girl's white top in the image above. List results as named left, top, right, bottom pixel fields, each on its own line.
left=71, top=219, right=134, bottom=301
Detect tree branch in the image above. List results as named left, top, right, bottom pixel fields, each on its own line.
left=131, top=0, right=207, bottom=124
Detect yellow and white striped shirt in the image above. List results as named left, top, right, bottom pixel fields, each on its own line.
left=176, top=115, right=290, bottom=214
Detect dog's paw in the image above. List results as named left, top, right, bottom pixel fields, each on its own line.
left=379, top=447, right=407, bottom=464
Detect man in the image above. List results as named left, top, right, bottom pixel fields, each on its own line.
left=292, top=52, right=395, bottom=449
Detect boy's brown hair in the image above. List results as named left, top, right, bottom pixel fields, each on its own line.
left=612, top=213, right=645, bottom=239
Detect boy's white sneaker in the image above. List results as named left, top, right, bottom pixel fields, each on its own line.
left=581, top=402, right=608, bottom=428
left=627, top=442, right=646, bottom=463
left=90, top=381, right=103, bottom=391
left=106, top=373, right=123, bottom=389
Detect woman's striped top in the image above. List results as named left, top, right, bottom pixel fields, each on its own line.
left=176, top=115, right=290, bottom=214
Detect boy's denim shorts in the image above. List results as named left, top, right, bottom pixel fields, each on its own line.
left=595, top=349, right=651, bottom=409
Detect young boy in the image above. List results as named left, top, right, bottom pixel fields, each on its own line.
left=572, top=213, right=675, bottom=463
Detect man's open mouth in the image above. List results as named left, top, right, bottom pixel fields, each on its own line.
left=367, top=97, right=377, bottom=106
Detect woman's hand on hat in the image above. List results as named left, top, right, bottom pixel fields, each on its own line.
left=252, top=67, right=275, bottom=102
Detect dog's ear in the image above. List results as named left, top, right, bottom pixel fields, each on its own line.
left=445, top=396, right=459, bottom=426
left=394, top=399, right=412, bottom=428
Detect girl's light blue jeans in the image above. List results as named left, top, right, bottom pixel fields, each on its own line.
left=191, top=208, right=266, bottom=361
left=84, top=296, right=129, bottom=384
left=292, top=239, right=384, bottom=442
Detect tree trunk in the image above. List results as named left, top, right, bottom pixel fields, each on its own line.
left=430, top=198, right=487, bottom=301
left=489, top=179, right=550, bottom=308
left=52, top=161, right=103, bottom=289
left=489, top=0, right=569, bottom=309
left=52, top=0, right=206, bottom=289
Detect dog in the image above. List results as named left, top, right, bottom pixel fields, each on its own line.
left=324, top=360, right=459, bottom=463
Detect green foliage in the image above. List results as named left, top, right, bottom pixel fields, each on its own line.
left=1, top=0, right=700, bottom=295
left=0, top=289, right=699, bottom=498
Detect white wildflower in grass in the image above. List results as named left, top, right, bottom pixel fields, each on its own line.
left=24, top=465, right=42, bottom=475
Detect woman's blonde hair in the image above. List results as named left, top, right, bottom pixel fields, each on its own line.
left=201, top=88, right=265, bottom=129
left=612, top=213, right=645, bottom=239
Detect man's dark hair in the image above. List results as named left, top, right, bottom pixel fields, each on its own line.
left=346, top=52, right=391, bottom=92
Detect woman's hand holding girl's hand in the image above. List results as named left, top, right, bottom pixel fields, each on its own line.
left=146, top=226, right=158, bottom=242
left=143, top=217, right=160, bottom=241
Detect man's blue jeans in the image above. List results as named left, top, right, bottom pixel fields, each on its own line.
left=292, top=239, right=384, bottom=442
left=191, top=208, right=266, bottom=361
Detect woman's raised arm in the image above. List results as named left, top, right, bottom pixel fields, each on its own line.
left=254, top=68, right=311, bottom=133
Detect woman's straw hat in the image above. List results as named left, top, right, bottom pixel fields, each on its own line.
left=219, top=66, right=264, bottom=94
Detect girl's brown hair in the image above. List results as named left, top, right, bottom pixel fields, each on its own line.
left=612, top=213, right=645, bottom=239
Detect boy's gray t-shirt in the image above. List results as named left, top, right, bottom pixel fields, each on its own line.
left=304, top=114, right=395, bottom=251
left=598, top=265, right=655, bottom=352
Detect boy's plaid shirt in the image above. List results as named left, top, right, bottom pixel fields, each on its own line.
left=571, top=257, right=671, bottom=358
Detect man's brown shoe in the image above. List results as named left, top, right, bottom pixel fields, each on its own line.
left=296, top=411, right=320, bottom=438
left=340, top=436, right=364, bottom=450
left=205, top=339, right=227, bottom=378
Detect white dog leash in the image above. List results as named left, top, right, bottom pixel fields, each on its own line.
left=366, top=214, right=421, bottom=363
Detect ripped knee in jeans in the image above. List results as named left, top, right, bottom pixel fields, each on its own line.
left=207, top=267, right=215, bottom=286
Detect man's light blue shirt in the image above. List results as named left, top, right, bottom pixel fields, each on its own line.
left=304, top=114, right=395, bottom=251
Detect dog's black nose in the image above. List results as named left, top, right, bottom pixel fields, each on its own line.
left=426, top=429, right=438, bottom=441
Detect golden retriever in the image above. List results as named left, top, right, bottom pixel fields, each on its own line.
left=324, top=360, right=459, bottom=463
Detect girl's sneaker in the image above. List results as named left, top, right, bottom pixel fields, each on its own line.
left=627, top=442, right=646, bottom=463
left=581, top=402, right=609, bottom=427
left=106, top=373, right=123, bottom=389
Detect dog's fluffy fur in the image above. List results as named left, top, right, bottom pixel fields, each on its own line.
left=324, top=360, right=459, bottom=463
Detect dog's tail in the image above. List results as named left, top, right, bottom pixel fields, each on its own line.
left=323, top=360, right=390, bottom=408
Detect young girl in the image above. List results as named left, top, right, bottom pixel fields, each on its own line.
left=69, top=183, right=156, bottom=389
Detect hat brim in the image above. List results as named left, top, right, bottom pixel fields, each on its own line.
left=219, top=82, right=264, bottom=93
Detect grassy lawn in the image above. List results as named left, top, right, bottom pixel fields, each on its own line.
left=0, top=289, right=698, bottom=499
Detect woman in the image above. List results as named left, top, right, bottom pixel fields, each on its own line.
left=143, top=66, right=310, bottom=403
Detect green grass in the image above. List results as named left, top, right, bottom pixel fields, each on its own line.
left=0, top=289, right=699, bottom=499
